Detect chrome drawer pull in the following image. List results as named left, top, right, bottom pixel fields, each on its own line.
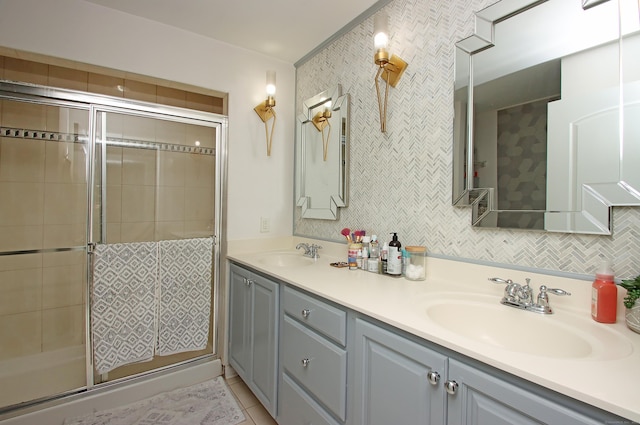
left=301, top=308, right=311, bottom=318
left=427, top=371, right=440, bottom=385
left=301, top=358, right=311, bottom=367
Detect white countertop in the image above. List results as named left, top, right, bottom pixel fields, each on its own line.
left=227, top=237, right=640, bottom=422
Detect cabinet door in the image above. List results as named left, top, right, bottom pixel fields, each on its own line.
left=228, top=264, right=251, bottom=379
left=353, top=318, right=447, bottom=425
left=447, top=359, right=611, bottom=425
left=249, top=273, right=279, bottom=416
left=228, top=264, right=279, bottom=417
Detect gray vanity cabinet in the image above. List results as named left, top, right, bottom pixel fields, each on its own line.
left=278, top=286, right=348, bottom=425
left=227, top=262, right=629, bottom=425
left=446, top=359, right=615, bottom=425
left=352, top=318, right=447, bottom=425
left=228, top=263, right=279, bottom=417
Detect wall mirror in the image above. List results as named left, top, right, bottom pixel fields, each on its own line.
left=296, top=85, right=350, bottom=220
left=453, top=0, right=640, bottom=234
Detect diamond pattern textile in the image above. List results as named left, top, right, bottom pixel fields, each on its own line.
left=92, top=242, right=158, bottom=375
left=157, top=238, right=213, bottom=355
left=91, top=238, right=213, bottom=374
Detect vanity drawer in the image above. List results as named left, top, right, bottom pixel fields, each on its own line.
left=283, top=285, right=347, bottom=346
left=278, top=374, right=341, bottom=425
left=282, top=316, right=347, bottom=420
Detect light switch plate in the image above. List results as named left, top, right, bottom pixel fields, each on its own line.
left=260, top=217, right=270, bottom=233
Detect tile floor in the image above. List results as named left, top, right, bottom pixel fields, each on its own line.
left=226, top=375, right=277, bottom=425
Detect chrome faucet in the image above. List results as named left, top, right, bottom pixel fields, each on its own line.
left=296, top=243, right=322, bottom=259
left=488, top=277, right=571, bottom=314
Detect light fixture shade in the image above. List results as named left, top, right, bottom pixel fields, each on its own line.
left=373, top=13, right=389, bottom=50
left=266, top=70, right=276, bottom=97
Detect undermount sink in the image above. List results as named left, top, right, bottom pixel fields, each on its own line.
left=421, top=294, right=632, bottom=360
left=256, top=251, right=315, bottom=268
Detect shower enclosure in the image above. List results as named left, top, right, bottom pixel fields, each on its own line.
left=0, top=81, right=226, bottom=412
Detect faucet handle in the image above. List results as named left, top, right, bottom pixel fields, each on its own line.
left=309, top=244, right=322, bottom=258
left=537, top=285, right=571, bottom=310
left=488, top=277, right=512, bottom=285
left=488, top=277, right=520, bottom=303
left=545, top=286, right=571, bottom=297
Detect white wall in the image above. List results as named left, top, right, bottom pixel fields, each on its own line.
left=0, top=0, right=295, bottom=242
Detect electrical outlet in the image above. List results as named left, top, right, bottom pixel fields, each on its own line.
left=260, top=217, right=270, bottom=233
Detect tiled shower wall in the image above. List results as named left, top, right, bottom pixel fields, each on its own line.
left=294, top=0, right=640, bottom=278
left=103, top=115, right=215, bottom=244
left=0, top=98, right=88, bottom=366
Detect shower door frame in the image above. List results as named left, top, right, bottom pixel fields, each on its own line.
left=0, top=80, right=228, bottom=405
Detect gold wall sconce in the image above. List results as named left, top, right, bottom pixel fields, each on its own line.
left=312, top=103, right=332, bottom=161
left=373, top=12, right=408, bottom=133
left=254, top=70, right=277, bottom=155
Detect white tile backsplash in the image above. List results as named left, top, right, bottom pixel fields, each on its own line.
left=294, top=0, right=640, bottom=279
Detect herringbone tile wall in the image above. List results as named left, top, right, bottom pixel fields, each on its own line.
left=294, top=0, right=640, bottom=278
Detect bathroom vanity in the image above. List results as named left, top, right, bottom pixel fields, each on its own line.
left=227, top=239, right=640, bottom=424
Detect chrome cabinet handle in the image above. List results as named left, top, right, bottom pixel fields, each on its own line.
left=301, top=308, right=311, bottom=318
left=444, top=380, right=458, bottom=395
left=244, top=278, right=253, bottom=286
left=427, top=371, right=440, bottom=386
left=301, top=358, right=311, bottom=367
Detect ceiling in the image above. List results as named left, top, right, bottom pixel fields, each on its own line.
left=83, top=0, right=381, bottom=64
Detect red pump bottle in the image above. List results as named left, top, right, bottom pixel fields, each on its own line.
left=591, top=260, right=617, bottom=323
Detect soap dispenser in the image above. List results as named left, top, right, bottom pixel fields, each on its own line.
left=387, top=233, right=402, bottom=276
left=591, top=259, right=617, bottom=323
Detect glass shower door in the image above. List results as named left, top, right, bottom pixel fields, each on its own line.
left=91, top=107, right=217, bottom=383
left=0, top=97, right=90, bottom=409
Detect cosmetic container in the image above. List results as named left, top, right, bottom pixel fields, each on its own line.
left=348, top=243, right=362, bottom=270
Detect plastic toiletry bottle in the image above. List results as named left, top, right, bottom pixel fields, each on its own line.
left=401, top=248, right=409, bottom=276
left=381, top=242, right=388, bottom=274
left=387, top=233, right=402, bottom=276
left=368, top=235, right=379, bottom=273
left=591, top=259, right=617, bottom=323
left=362, top=236, right=370, bottom=271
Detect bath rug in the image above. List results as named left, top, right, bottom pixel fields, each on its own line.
left=157, top=237, right=213, bottom=356
left=64, top=376, right=245, bottom=425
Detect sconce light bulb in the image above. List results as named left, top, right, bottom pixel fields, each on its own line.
left=266, top=84, right=276, bottom=96
left=266, top=70, right=276, bottom=97
left=374, top=32, right=389, bottom=50
left=373, top=13, right=389, bottom=50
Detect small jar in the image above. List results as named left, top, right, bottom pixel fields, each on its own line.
left=404, top=246, right=427, bottom=281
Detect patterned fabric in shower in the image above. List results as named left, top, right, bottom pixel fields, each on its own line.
left=157, top=237, right=212, bottom=355
left=91, top=238, right=213, bottom=374
left=92, top=242, right=158, bottom=375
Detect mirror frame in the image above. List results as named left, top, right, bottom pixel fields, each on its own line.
left=453, top=0, right=640, bottom=234
left=295, top=85, right=350, bottom=220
